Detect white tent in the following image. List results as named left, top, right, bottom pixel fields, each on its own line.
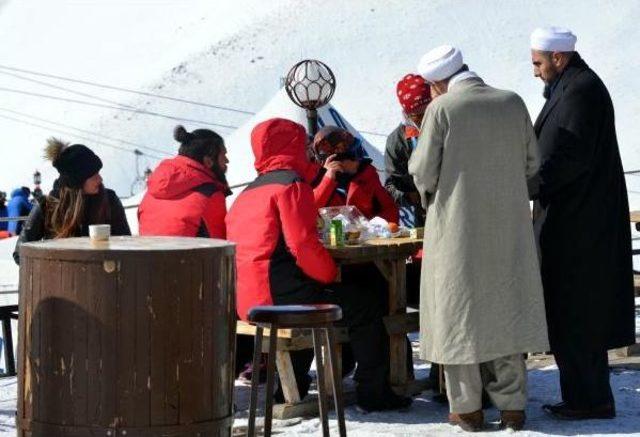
left=224, top=87, right=385, bottom=203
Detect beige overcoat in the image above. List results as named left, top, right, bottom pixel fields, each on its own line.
left=408, top=76, right=549, bottom=365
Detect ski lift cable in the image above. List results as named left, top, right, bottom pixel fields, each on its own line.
left=0, top=64, right=255, bottom=115
left=0, top=70, right=139, bottom=110
left=0, top=86, right=239, bottom=130
left=0, top=113, right=165, bottom=160
left=0, top=65, right=391, bottom=137
left=0, top=107, right=172, bottom=157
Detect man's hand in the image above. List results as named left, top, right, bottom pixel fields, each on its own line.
left=324, top=154, right=344, bottom=180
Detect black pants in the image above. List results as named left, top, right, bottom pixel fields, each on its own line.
left=273, top=278, right=392, bottom=402
left=554, top=346, right=614, bottom=409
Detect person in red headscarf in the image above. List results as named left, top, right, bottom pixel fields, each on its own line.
left=385, top=74, right=433, bottom=227
left=226, top=118, right=412, bottom=412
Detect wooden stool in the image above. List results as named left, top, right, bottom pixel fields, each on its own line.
left=247, top=304, right=347, bottom=437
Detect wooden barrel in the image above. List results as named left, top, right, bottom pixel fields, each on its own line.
left=17, top=236, right=236, bottom=437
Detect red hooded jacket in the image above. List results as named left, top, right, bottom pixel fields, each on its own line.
left=226, top=119, right=337, bottom=320
left=138, top=155, right=228, bottom=238
left=307, top=162, right=400, bottom=223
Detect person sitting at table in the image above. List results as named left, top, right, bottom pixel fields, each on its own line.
left=13, top=138, right=131, bottom=264
left=307, top=126, right=399, bottom=224
left=138, top=125, right=231, bottom=238
left=226, top=117, right=412, bottom=412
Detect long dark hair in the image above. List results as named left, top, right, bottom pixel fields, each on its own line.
left=43, top=183, right=109, bottom=239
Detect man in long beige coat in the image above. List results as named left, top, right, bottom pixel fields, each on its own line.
left=409, top=45, right=549, bottom=432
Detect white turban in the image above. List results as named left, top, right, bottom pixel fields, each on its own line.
left=530, top=27, right=577, bottom=52
left=417, top=45, right=464, bottom=82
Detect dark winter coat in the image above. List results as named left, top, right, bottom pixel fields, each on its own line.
left=138, top=155, right=228, bottom=238
left=7, top=188, right=32, bottom=235
left=226, top=119, right=337, bottom=320
left=384, top=124, right=425, bottom=226
left=13, top=187, right=131, bottom=264
left=308, top=161, right=399, bottom=223
left=529, top=53, right=635, bottom=352
left=0, top=203, right=7, bottom=231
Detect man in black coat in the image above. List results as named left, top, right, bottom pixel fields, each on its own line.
left=528, top=27, right=635, bottom=420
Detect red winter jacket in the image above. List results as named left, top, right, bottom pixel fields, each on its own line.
left=138, top=155, right=228, bottom=238
left=308, top=162, right=400, bottom=223
left=226, top=119, right=337, bottom=320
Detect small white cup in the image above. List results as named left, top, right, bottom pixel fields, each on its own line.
left=89, top=224, right=111, bottom=241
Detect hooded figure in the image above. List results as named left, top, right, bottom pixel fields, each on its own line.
left=138, top=125, right=230, bottom=238
left=226, top=118, right=411, bottom=412
left=6, top=187, right=32, bottom=235
left=13, top=139, right=130, bottom=264
left=410, top=46, right=548, bottom=431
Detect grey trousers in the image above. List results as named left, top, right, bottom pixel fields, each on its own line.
left=444, top=354, right=527, bottom=414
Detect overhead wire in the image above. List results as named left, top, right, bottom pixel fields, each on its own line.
left=0, top=64, right=255, bottom=115
left=0, top=113, right=165, bottom=161
left=0, top=69, right=139, bottom=110
left=0, top=86, right=239, bottom=130
left=0, top=107, right=172, bottom=157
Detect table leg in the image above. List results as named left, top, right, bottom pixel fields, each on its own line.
left=388, top=259, right=408, bottom=390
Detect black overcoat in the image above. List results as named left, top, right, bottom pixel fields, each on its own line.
left=531, top=53, right=635, bottom=352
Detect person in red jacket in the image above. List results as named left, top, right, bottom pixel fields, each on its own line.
left=309, top=126, right=399, bottom=223
left=138, top=125, right=230, bottom=238
left=226, top=118, right=412, bottom=412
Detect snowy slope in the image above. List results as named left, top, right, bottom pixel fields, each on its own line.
left=1, top=0, right=640, bottom=206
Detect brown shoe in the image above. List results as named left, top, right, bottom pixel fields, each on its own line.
left=500, top=410, right=525, bottom=430
left=448, top=410, right=484, bottom=432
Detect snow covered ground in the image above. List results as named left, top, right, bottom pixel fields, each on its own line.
left=0, top=363, right=638, bottom=436
left=1, top=0, right=640, bottom=206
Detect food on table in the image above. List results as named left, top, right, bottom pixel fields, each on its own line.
left=388, top=222, right=399, bottom=233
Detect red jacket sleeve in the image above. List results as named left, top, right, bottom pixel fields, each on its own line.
left=203, top=191, right=227, bottom=239
left=371, top=171, right=400, bottom=223
left=313, top=174, right=338, bottom=209
left=278, top=181, right=337, bottom=284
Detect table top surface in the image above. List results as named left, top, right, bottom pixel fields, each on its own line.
left=22, top=236, right=235, bottom=252
left=325, top=236, right=422, bottom=259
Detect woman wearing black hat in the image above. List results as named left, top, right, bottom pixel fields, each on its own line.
left=13, top=138, right=131, bottom=264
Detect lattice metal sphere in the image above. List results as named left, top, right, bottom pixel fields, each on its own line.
left=285, top=60, right=336, bottom=110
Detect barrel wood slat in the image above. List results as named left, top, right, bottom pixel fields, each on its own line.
left=17, top=236, right=236, bottom=437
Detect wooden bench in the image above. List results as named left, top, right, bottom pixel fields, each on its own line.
left=237, top=320, right=351, bottom=419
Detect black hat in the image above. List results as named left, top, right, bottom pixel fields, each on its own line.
left=44, top=138, right=103, bottom=188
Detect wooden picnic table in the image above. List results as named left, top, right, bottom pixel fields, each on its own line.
left=326, top=236, right=427, bottom=396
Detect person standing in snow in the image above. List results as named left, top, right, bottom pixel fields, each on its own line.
left=13, top=139, right=130, bottom=264
left=0, top=191, right=8, bottom=233
left=227, top=118, right=412, bottom=412
left=409, top=45, right=549, bottom=431
left=6, top=186, right=32, bottom=236
left=385, top=73, right=432, bottom=228
left=138, top=125, right=231, bottom=239
left=528, top=27, right=635, bottom=420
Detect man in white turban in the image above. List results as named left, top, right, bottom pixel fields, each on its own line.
left=528, top=27, right=635, bottom=421
left=410, top=45, right=549, bottom=432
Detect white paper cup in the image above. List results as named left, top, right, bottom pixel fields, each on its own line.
left=89, top=224, right=111, bottom=241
